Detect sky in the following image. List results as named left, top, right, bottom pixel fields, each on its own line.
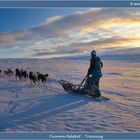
left=0, top=8, right=140, bottom=58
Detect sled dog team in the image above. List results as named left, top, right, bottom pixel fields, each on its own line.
left=0, top=50, right=103, bottom=97
left=0, top=68, right=49, bottom=85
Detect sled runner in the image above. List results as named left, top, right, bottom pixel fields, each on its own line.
left=60, top=80, right=109, bottom=101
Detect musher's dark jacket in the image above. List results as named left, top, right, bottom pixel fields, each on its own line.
left=88, top=56, right=103, bottom=77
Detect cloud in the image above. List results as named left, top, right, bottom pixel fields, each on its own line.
left=46, top=16, right=63, bottom=24
left=0, top=8, right=140, bottom=58
left=69, top=36, right=140, bottom=49
left=0, top=30, right=32, bottom=49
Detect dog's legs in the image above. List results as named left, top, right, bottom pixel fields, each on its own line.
left=15, top=75, right=17, bottom=81
left=30, top=79, right=33, bottom=86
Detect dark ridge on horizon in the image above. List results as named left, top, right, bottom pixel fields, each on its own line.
left=54, top=47, right=140, bottom=61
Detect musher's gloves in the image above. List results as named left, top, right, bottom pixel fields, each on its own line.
left=88, top=74, right=92, bottom=77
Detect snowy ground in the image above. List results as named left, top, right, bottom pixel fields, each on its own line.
left=0, top=58, right=140, bottom=132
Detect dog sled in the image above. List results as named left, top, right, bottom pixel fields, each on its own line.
left=59, top=78, right=109, bottom=101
